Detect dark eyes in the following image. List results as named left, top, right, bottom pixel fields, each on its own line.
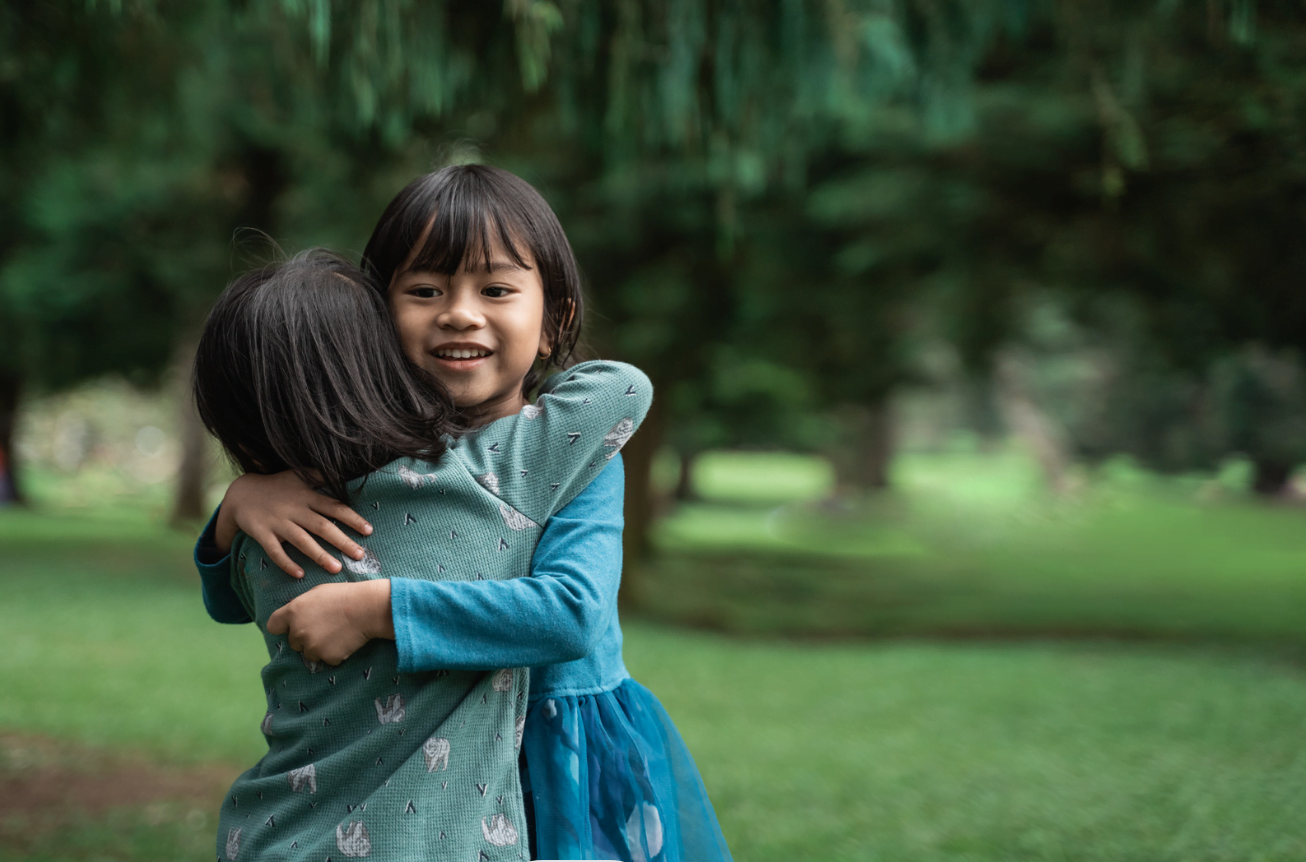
left=406, top=284, right=511, bottom=299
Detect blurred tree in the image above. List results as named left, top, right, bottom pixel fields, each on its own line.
left=787, top=0, right=1306, bottom=495
left=0, top=0, right=558, bottom=513
left=1006, top=0, right=1306, bottom=493
left=0, top=2, right=201, bottom=505
left=18, top=0, right=1305, bottom=535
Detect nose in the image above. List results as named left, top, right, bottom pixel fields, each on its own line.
left=437, top=293, right=485, bottom=331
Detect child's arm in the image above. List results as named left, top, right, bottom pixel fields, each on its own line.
left=203, top=360, right=648, bottom=590
left=454, top=359, right=652, bottom=524
left=194, top=508, right=253, bottom=624
left=391, top=454, right=625, bottom=671
left=261, top=360, right=650, bottom=663
left=193, top=472, right=377, bottom=624
left=270, top=455, right=626, bottom=669
left=217, top=472, right=375, bottom=577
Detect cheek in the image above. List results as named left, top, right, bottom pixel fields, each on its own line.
left=390, top=308, right=426, bottom=364
left=519, top=290, right=548, bottom=353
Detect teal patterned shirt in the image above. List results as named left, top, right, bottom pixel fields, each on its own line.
left=217, top=361, right=652, bottom=862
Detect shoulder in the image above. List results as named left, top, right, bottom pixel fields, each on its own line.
left=343, top=455, right=456, bottom=501
left=539, top=360, right=651, bottom=402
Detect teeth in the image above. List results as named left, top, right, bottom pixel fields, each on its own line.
left=439, top=348, right=489, bottom=359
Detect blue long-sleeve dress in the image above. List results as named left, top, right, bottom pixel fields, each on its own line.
left=196, top=455, right=733, bottom=862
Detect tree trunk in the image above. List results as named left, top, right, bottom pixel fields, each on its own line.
left=962, top=372, right=1004, bottom=451
left=238, top=144, right=286, bottom=242
left=168, top=143, right=286, bottom=525
left=0, top=373, right=25, bottom=506
left=861, top=399, right=894, bottom=490
left=995, top=352, right=1071, bottom=495
left=673, top=448, right=698, bottom=501
left=832, top=399, right=895, bottom=495
left=1250, top=458, right=1293, bottom=497
left=170, top=340, right=209, bottom=525
left=620, top=391, right=664, bottom=613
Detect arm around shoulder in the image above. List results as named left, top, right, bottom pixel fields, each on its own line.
left=454, top=360, right=651, bottom=523
left=194, top=507, right=252, bottom=625
left=390, top=455, right=626, bottom=673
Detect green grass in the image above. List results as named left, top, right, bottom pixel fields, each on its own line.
left=4, top=451, right=1306, bottom=859
left=634, top=629, right=1306, bottom=861
left=4, top=803, right=220, bottom=862
left=0, top=507, right=268, bottom=765
left=644, top=449, right=1306, bottom=641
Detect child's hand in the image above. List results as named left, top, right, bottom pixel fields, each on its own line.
left=266, top=580, right=394, bottom=666
left=215, top=472, right=373, bottom=578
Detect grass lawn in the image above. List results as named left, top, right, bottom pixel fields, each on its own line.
left=2, top=452, right=1306, bottom=860
left=645, top=450, right=1306, bottom=642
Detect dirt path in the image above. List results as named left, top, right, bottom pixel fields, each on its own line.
left=0, top=732, right=234, bottom=825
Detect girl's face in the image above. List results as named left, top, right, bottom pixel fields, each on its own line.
left=389, top=234, right=550, bottom=424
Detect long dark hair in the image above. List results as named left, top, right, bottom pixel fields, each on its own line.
left=193, top=249, right=459, bottom=502
left=361, top=164, right=585, bottom=394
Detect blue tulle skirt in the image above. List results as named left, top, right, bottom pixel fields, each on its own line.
left=520, top=678, right=733, bottom=862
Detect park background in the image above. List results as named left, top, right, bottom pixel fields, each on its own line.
left=4, top=1, right=1306, bottom=859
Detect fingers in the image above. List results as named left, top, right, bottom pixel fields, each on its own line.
left=250, top=529, right=307, bottom=579
left=266, top=606, right=288, bottom=635
left=313, top=501, right=373, bottom=541
left=267, top=604, right=307, bottom=654
left=282, top=526, right=344, bottom=574
left=305, top=515, right=367, bottom=561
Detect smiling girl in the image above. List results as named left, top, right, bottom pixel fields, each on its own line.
left=199, top=166, right=734, bottom=862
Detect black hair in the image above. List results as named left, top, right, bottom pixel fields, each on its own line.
left=193, top=249, right=459, bottom=502
left=360, top=164, right=585, bottom=395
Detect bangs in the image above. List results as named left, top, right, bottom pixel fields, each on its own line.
left=402, top=190, right=535, bottom=278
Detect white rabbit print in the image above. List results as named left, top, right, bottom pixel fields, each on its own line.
left=482, top=813, right=519, bottom=846
left=492, top=669, right=514, bottom=692
left=225, top=827, right=242, bottom=860
left=498, top=501, right=539, bottom=531
left=343, top=547, right=382, bottom=575
left=521, top=403, right=545, bottom=419
left=603, top=417, right=635, bottom=458
left=397, top=464, right=438, bottom=489
left=287, top=763, right=317, bottom=793
left=336, top=820, right=372, bottom=857
left=260, top=712, right=274, bottom=736
left=514, top=715, right=526, bottom=749
left=422, top=736, right=451, bottom=772
left=374, top=693, right=406, bottom=724
left=477, top=472, right=501, bottom=495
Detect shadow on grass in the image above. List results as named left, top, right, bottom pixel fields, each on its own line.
left=635, top=547, right=1306, bottom=651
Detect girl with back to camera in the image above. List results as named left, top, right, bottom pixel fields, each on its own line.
left=196, top=165, right=734, bottom=862
left=193, top=248, right=650, bottom=861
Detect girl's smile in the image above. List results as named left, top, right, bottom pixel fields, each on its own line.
left=432, top=341, right=494, bottom=369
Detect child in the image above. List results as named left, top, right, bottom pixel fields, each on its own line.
left=193, top=247, right=651, bottom=861
left=198, top=165, right=734, bottom=862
